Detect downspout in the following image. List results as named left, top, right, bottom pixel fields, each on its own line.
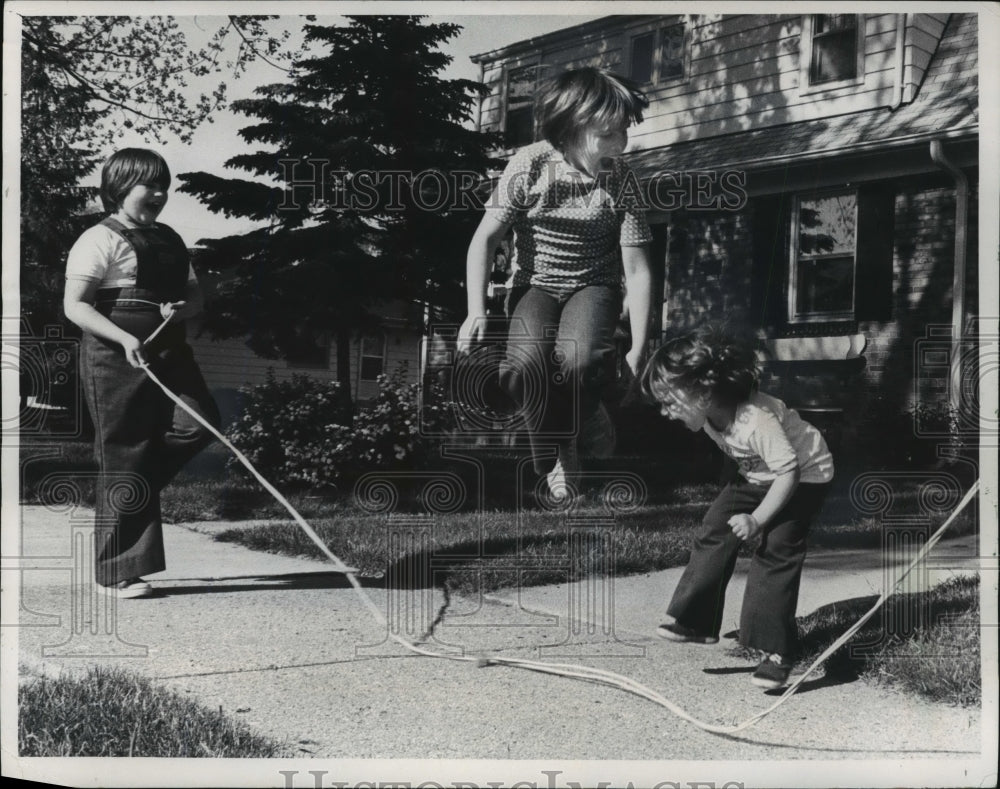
left=891, top=14, right=907, bottom=110
left=928, top=139, right=969, bottom=413
left=476, top=61, right=485, bottom=132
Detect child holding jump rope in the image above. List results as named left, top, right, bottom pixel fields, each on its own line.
left=458, top=67, right=655, bottom=499
left=640, top=327, right=834, bottom=689
left=64, top=148, right=219, bottom=598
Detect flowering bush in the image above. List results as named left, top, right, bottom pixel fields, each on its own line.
left=226, top=366, right=452, bottom=489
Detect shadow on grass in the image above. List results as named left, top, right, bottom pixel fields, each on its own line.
left=726, top=575, right=981, bottom=705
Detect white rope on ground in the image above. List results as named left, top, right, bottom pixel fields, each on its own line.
left=139, top=316, right=981, bottom=737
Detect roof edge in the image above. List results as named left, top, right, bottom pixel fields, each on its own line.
left=628, top=125, right=979, bottom=176
left=470, top=15, right=651, bottom=64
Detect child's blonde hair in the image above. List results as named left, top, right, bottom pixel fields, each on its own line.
left=641, top=326, right=760, bottom=409
left=536, top=67, right=648, bottom=152
left=100, top=148, right=171, bottom=212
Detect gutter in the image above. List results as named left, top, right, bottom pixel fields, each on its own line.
left=928, top=139, right=970, bottom=413
left=628, top=125, right=977, bottom=180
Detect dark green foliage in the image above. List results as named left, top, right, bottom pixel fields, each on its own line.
left=224, top=366, right=453, bottom=488
left=177, top=16, right=504, bottom=396
left=843, top=395, right=976, bottom=472
left=19, top=665, right=285, bottom=757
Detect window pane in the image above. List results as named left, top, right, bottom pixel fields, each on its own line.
left=507, top=65, right=536, bottom=101
left=794, top=191, right=856, bottom=318
left=360, top=334, right=384, bottom=381
left=660, top=24, right=686, bottom=80
left=810, top=15, right=858, bottom=83
left=505, top=105, right=534, bottom=147
left=814, top=14, right=856, bottom=35
left=360, top=356, right=384, bottom=381
left=795, top=257, right=855, bottom=314
left=798, top=193, right=856, bottom=256
left=361, top=335, right=382, bottom=356
left=630, top=33, right=654, bottom=83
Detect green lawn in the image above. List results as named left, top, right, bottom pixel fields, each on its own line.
left=728, top=574, right=982, bottom=707
left=19, top=665, right=287, bottom=757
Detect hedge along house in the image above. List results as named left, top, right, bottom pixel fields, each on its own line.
left=470, top=13, right=980, bottom=456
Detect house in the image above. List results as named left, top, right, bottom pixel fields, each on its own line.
left=187, top=295, right=424, bottom=424
left=469, top=13, right=980, bottom=447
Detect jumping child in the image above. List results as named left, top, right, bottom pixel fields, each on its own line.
left=458, top=67, right=655, bottom=499
left=64, top=148, right=220, bottom=598
left=640, top=328, right=834, bottom=689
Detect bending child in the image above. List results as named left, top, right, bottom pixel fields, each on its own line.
left=64, top=148, right=220, bottom=598
left=640, top=328, right=834, bottom=689
left=458, top=67, right=655, bottom=500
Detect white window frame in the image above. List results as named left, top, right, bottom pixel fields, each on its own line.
left=788, top=189, right=858, bottom=324
left=358, top=333, right=387, bottom=382
left=628, top=19, right=690, bottom=87
left=800, top=14, right=866, bottom=96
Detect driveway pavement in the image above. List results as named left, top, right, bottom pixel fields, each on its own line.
left=8, top=503, right=991, bottom=780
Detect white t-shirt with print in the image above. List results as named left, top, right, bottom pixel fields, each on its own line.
left=702, top=391, right=834, bottom=485
left=65, top=223, right=197, bottom=290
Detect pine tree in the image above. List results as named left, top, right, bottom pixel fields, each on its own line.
left=177, top=16, right=503, bottom=403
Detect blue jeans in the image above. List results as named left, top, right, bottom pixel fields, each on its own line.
left=500, top=284, right=620, bottom=474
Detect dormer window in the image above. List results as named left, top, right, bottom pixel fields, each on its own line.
left=629, top=21, right=687, bottom=85
left=803, top=14, right=865, bottom=90
left=504, top=63, right=538, bottom=148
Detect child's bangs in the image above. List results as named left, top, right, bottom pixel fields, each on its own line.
left=130, top=156, right=171, bottom=188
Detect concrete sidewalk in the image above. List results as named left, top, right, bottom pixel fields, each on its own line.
left=11, top=504, right=984, bottom=761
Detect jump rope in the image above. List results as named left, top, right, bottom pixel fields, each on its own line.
left=136, top=311, right=982, bottom=737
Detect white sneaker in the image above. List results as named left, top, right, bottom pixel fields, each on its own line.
left=546, top=442, right=579, bottom=501
left=578, top=402, right=616, bottom=458
left=102, top=578, right=153, bottom=599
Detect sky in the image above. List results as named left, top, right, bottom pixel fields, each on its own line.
left=77, top=12, right=607, bottom=246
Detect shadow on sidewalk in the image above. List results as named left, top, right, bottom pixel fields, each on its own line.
left=154, top=570, right=385, bottom=595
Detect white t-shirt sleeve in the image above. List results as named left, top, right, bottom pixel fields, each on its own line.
left=65, top=225, right=119, bottom=283
left=747, top=408, right=799, bottom=476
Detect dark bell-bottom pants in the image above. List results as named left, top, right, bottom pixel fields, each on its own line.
left=81, top=296, right=219, bottom=585
left=667, top=479, right=831, bottom=656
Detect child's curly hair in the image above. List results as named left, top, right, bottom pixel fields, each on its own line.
left=640, top=326, right=760, bottom=409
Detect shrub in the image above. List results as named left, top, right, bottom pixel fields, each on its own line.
left=226, top=366, right=451, bottom=489
left=225, top=370, right=352, bottom=489
left=842, top=396, right=975, bottom=472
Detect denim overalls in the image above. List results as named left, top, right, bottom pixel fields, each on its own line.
left=81, top=218, right=219, bottom=586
